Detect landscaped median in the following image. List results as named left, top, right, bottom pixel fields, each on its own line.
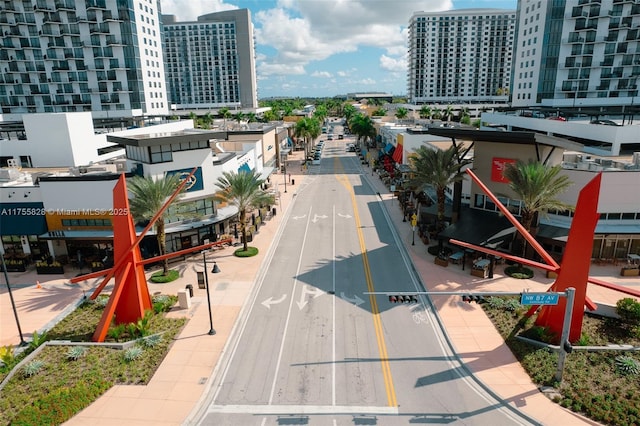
left=0, top=294, right=186, bottom=425
left=483, top=296, right=640, bottom=426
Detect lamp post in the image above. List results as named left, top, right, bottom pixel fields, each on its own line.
left=202, top=252, right=221, bottom=336
left=283, top=156, right=287, bottom=193
left=1, top=254, right=26, bottom=345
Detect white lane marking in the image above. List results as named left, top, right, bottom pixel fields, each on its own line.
left=339, top=292, right=365, bottom=307
left=296, top=284, right=324, bottom=310
left=337, top=213, right=352, bottom=219
left=292, top=215, right=307, bottom=220
left=268, top=205, right=314, bottom=404
left=312, top=213, right=328, bottom=223
left=261, top=294, right=287, bottom=309
left=206, top=405, right=399, bottom=415
left=332, top=204, right=336, bottom=407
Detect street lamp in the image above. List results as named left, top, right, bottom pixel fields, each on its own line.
left=1, top=254, right=26, bottom=345
left=283, top=156, right=287, bottom=193
left=202, top=252, right=221, bottom=336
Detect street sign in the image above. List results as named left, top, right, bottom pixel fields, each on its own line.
left=520, top=292, right=560, bottom=305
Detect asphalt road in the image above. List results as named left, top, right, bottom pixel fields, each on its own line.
left=194, top=135, right=537, bottom=425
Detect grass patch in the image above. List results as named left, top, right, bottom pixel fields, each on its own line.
left=483, top=296, right=640, bottom=426
left=234, top=246, right=259, bottom=257
left=0, top=294, right=186, bottom=425
left=149, top=269, right=179, bottom=283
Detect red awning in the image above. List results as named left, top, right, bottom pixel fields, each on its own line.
left=392, top=142, right=403, bottom=163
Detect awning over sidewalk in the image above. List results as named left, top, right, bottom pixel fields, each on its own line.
left=258, top=166, right=275, bottom=181
left=439, top=208, right=515, bottom=247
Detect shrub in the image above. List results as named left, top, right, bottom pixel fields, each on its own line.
left=107, top=323, right=126, bottom=341
left=134, top=311, right=153, bottom=337
left=123, top=346, right=144, bottom=362
left=66, top=346, right=88, bottom=361
left=234, top=246, right=259, bottom=257
left=94, top=295, right=110, bottom=308
left=22, top=360, right=45, bottom=378
left=29, top=330, right=48, bottom=350
left=616, top=298, right=640, bottom=327
left=152, top=294, right=176, bottom=313
left=504, top=265, right=534, bottom=279
left=0, top=345, right=15, bottom=367
left=150, top=269, right=179, bottom=283
left=576, top=333, right=591, bottom=346
left=140, top=334, right=162, bottom=348
left=615, top=355, right=640, bottom=376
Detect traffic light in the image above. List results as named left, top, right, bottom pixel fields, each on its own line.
left=461, top=294, right=486, bottom=304
left=389, top=295, right=419, bottom=303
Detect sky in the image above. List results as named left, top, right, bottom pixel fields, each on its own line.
left=160, top=0, right=518, bottom=99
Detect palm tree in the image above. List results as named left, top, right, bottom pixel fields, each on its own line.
left=213, top=170, right=275, bottom=252
left=218, top=107, right=232, bottom=129
left=128, top=174, right=185, bottom=275
left=349, top=113, right=376, bottom=148
left=409, top=144, right=472, bottom=228
left=233, top=111, right=245, bottom=128
left=444, top=105, right=454, bottom=123
left=419, top=105, right=432, bottom=120
left=246, top=112, right=257, bottom=123
left=395, top=107, right=409, bottom=121
left=294, top=117, right=321, bottom=158
left=503, top=160, right=573, bottom=256
left=343, top=104, right=357, bottom=125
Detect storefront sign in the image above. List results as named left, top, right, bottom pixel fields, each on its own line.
left=165, top=167, right=203, bottom=192
left=491, top=157, right=516, bottom=183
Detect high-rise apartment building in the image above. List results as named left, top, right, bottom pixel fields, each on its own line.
left=512, top=0, right=640, bottom=108
left=0, top=0, right=168, bottom=120
left=407, top=9, right=516, bottom=105
left=162, top=9, right=258, bottom=111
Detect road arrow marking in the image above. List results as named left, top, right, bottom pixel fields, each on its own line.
left=261, top=294, right=287, bottom=309
left=297, top=285, right=324, bottom=310
left=292, top=215, right=307, bottom=220
left=340, top=292, right=365, bottom=306
left=337, top=213, right=352, bottom=219
left=312, top=214, right=328, bottom=223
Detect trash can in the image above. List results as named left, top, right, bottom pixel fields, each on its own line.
left=291, top=179, right=295, bottom=185
left=185, top=284, right=193, bottom=298
left=272, top=207, right=277, bottom=216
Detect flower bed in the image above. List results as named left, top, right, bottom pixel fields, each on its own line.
left=35, top=261, right=64, bottom=274
left=620, top=267, right=640, bottom=277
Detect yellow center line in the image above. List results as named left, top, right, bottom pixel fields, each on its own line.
left=334, top=157, right=397, bottom=407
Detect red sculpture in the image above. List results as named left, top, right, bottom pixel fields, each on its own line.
left=70, top=169, right=232, bottom=342
left=451, top=170, right=640, bottom=342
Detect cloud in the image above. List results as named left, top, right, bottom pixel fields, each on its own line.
left=255, top=0, right=452, bottom=77
left=311, top=71, right=332, bottom=78
left=380, top=54, right=406, bottom=73
left=160, top=0, right=238, bottom=20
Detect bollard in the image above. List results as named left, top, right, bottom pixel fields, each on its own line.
left=272, top=207, right=277, bottom=216
left=291, top=179, right=295, bottom=185
left=185, top=284, right=193, bottom=297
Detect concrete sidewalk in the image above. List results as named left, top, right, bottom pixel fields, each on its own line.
left=1, top=149, right=637, bottom=425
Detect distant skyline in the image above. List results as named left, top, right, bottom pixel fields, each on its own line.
left=161, top=0, right=518, bottom=99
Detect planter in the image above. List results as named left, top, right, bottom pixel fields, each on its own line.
left=37, top=266, right=64, bottom=275
left=546, top=271, right=558, bottom=279
left=1, top=264, right=27, bottom=272
left=471, top=268, right=487, bottom=278
left=620, top=268, right=640, bottom=277
left=434, top=257, right=448, bottom=267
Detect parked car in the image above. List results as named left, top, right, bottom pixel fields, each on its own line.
left=327, top=134, right=334, bottom=140
left=547, top=116, right=566, bottom=121
left=591, top=119, right=621, bottom=126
